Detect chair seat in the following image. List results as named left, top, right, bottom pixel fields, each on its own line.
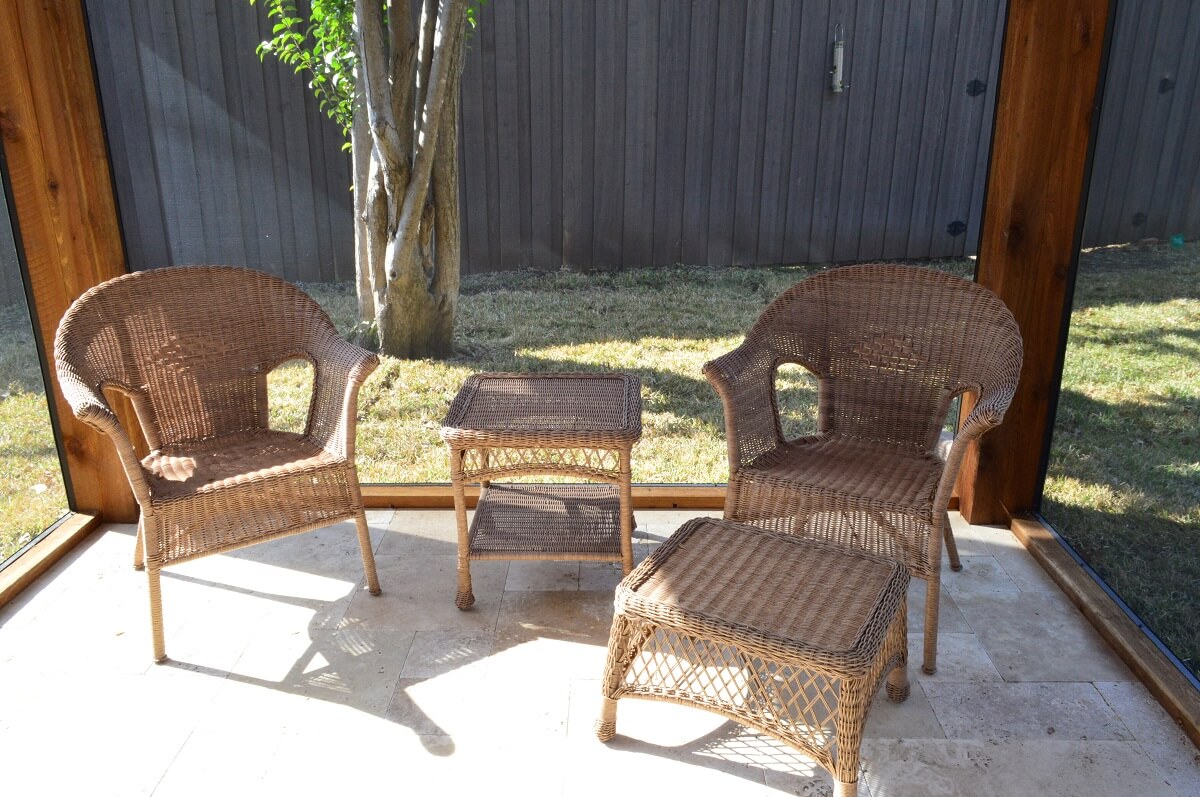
left=740, top=435, right=943, bottom=518
left=143, top=429, right=345, bottom=503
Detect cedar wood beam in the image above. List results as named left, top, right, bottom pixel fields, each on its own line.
left=959, top=0, right=1114, bottom=523
left=0, top=0, right=135, bottom=520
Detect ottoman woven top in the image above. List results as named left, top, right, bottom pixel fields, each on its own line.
left=617, top=517, right=910, bottom=673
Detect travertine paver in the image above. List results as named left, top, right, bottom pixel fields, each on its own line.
left=0, top=510, right=1192, bottom=796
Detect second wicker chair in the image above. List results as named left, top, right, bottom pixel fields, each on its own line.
left=703, top=264, right=1022, bottom=674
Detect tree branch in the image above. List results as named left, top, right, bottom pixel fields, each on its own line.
left=351, top=93, right=375, bottom=323
left=393, top=0, right=468, bottom=259
left=431, top=75, right=461, bottom=302
left=354, top=0, right=404, bottom=181
left=415, top=0, right=437, bottom=124
left=387, top=0, right=417, bottom=159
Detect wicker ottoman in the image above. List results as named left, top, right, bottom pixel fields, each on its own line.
left=597, top=517, right=910, bottom=797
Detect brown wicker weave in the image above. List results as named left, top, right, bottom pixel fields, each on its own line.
left=703, top=264, right=1022, bottom=675
left=441, top=373, right=642, bottom=609
left=54, top=266, right=381, bottom=662
left=598, top=517, right=910, bottom=797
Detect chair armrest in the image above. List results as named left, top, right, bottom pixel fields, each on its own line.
left=702, top=343, right=783, bottom=474
left=57, top=375, right=154, bottom=507
left=305, top=331, right=380, bottom=459
left=931, top=379, right=1019, bottom=512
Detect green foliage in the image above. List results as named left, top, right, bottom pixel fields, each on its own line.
left=252, top=0, right=357, bottom=136
left=251, top=1, right=488, bottom=139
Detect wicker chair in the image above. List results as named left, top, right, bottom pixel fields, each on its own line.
left=54, top=266, right=382, bottom=662
left=703, top=264, right=1022, bottom=674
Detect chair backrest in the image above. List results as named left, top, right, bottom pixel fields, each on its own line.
left=746, top=264, right=1023, bottom=451
left=54, top=266, right=334, bottom=447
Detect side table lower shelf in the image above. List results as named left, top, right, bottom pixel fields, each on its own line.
left=454, top=483, right=630, bottom=609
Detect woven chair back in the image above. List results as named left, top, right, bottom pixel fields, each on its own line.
left=749, top=264, right=1023, bottom=452
left=55, top=266, right=331, bottom=447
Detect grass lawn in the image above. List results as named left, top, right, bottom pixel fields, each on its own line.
left=1042, top=243, right=1200, bottom=676
left=0, top=303, right=70, bottom=563
left=2, top=249, right=1196, bottom=678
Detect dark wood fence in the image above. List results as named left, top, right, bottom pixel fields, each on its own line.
left=459, top=0, right=1006, bottom=273
left=1084, top=0, right=1200, bottom=248
left=1, top=0, right=1195, bottom=306
left=84, top=0, right=355, bottom=284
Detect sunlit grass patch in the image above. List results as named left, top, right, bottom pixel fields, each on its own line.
left=1043, top=245, right=1200, bottom=675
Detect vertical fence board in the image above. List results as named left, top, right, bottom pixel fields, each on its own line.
left=833, top=0, right=884, bottom=263
left=809, top=0, right=856, bottom=263
left=526, top=1, right=556, bottom=266
left=881, top=0, right=933, bottom=259
left=782, top=0, right=831, bottom=264
left=756, top=1, right=801, bottom=266
left=964, top=0, right=1008, bottom=257
left=1166, top=6, right=1200, bottom=235
left=621, top=0, right=658, bottom=268
left=460, top=13, right=490, bottom=274
left=213, top=1, right=262, bottom=270
left=904, top=0, right=960, bottom=260
left=680, top=2, right=719, bottom=266
left=731, top=3, right=772, bottom=266
left=560, top=1, right=595, bottom=268
left=932, top=1, right=999, bottom=259
left=650, top=1, right=688, bottom=268
left=856, top=0, right=908, bottom=261
left=1149, top=3, right=1200, bottom=237
left=493, top=6, right=523, bottom=270
left=592, top=0, right=627, bottom=269
left=705, top=1, right=747, bottom=266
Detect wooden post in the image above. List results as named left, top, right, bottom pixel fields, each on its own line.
left=0, top=1, right=136, bottom=520
left=958, top=0, right=1114, bottom=524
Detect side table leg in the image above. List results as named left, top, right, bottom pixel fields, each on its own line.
left=619, top=447, right=634, bottom=574
left=451, top=451, right=475, bottom=609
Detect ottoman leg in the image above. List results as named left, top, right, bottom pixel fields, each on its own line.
left=597, top=615, right=639, bottom=742
left=886, top=664, right=910, bottom=703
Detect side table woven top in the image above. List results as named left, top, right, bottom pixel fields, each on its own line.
left=441, top=372, right=642, bottom=448
left=619, top=517, right=910, bottom=673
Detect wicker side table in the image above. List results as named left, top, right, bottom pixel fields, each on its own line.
left=597, top=517, right=910, bottom=797
left=441, top=372, right=642, bottom=609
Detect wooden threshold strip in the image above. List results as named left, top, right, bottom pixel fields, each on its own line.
left=0, top=513, right=101, bottom=608
left=362, top=484, right=726, bottom=510
left=1010, top=514, right=1200, bottom=750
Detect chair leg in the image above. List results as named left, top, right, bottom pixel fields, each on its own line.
left=942, top=512, right=962, bottom=572
left=147, top=564, right=167, bottom=663
left=922, top=576, right=941, bottom=675
left=133, top=518, right=145, bottom=571
left=833, top=780, right=859, bottom=797
left=355, top=511, right=381, bottom=596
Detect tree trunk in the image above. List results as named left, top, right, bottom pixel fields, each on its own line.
left=373, top=0, right=467, bottom=359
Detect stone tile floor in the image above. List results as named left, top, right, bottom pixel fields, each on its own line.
left=0, top=509, right=1196, bottom=796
